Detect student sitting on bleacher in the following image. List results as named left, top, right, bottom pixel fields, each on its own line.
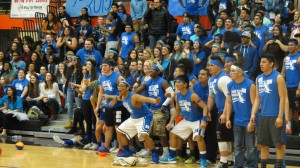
left=0, top=86, right=23, bottom=137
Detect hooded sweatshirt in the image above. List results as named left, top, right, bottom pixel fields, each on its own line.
left=76, top=47, right=102, bottom=72
left=238, top=44, right=257, bottom=78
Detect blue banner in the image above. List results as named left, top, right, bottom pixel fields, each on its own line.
left=168, top=0, right=209, bottom=16
left=66, top=0, right=113, bottom=17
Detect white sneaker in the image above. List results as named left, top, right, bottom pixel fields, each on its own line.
left=109, top=147, right=116, bottom=153
left=111, top=148, right=120, bottom=154
left=83, top=143, right=93, bottom=150
left=53, top=134, right=65, bottom=145
left=89, top=143, right=98, bottom=151
left=135, top=149, right=146, bottom=155
left=138, top=150, right=151, bottom=158
left=160, top=151, right=169, bottom=159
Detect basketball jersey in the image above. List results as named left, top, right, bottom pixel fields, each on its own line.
left=146, top=77, right=167, bottom=110
left=123, top=92, right=153, bottom=119
left=257, top=70, right=280, bottom=117
left=284, top=53, right=300, bottom=88
left=177, top=90, right=201, bottom=122
left=100, top=72, right=122, bottom=108
left=193, top=81, right=209, bottom=104
left=227, top=78, right=253, bottom=126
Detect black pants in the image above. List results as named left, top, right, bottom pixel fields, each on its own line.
left=72, top=108, right=85, bottom=133
left=36, top=98, right=59, bottom=117
left=204, top=105, right=219, bottom=163
left=82, top=100, right=96, bottom=143
left=0, top=113, right=18, bottom=129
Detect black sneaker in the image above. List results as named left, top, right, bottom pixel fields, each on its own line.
left=218, top=162, right=228, bottom=168
left=227, top=160, right=234, bottom=166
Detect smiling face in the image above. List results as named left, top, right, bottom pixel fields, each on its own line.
left=30, top=75, right=37, bottom=84
left=118, top=82, right=129, bottom=96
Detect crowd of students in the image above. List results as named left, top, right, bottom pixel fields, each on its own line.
left=0, top=0, right=300, bottom=168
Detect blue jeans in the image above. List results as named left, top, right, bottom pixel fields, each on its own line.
left=66, top=89, right=83, bottom=119
left=148, top=34, right=166, bottom=49
left=233, top=125, right=258, bottom=168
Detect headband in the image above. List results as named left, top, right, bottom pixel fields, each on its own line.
left=210, top=60, right=223, bottom=68
left=119, top=79, right=132, bottom=88
left=230, top=65, right=243, bottom=72
left=109, top=49, right=118, bottom=55
left=174, top=77, right=188, bottom=84
left=174, top=41, right=183, bottom=46
left=225, top=57, right=236, bottom=63
left=102, top=61, right=113, bottom=66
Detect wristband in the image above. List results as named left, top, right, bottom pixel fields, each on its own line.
left=201, top=116, right=207, bottom=121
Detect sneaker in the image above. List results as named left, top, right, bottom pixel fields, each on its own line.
left=109, top=147, right=117, bottom=153
left=227, top=160, right=234, bottom=166
left=150, top=152, right=159, bottom=164
left=160, top=151, right=169, bottom=159
left=185, top=156, right=196, bottom=164
left=159, top=155, right=177, bottom=164
left=53, top=134, right=65, bottom=145
left=200, top=159, right=208, bottom=168
left=83, top=143, right=93, bottom=150
left=116, top=149, right=132, bottom=157
left=135, top=149, right=146, bottom=155
left=111, top=148, right=120, bottom=154
left=138, top=150, right=151, bottom=158
left=176, top=156, right=185, bottom=163
left=218, top=162, right=228, bottom=168
left=89, top=143, right=98, bottom=150
left=286, top=127, right=292, bottom=134
left=117, top=149, right=123, bottom=154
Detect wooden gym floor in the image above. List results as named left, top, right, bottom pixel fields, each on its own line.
left=0, top=143, right=299, bottom=168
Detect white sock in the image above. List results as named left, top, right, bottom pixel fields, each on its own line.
left=163, top=147, right=169, bottom=153
left=220, top=156, right=228, bottom=163
left=286, top=121, right=291, bottom=128
left=228, top=154, right=233, bottom=161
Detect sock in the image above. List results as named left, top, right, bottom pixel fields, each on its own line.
left=163, top=147, right=169, bottom=154
left=200, top=151, right=206, bottom=160
left=123, top=145, right=130, bottom=151
left=220, top=156, right=228, bottom=164
left=190, top=150, right=195, bottom=157
left=261, top=159, right=267, bottom=168
left=169, top=147, right=176, bottom=158
left=175, top=149, right=182, bottom=157
left=276, top=159, right=283, bottom=168
left=286, top=121, right=291, bottom=129
left=65, top=139, right=74, bottom=145
left=97, top=141, right=102, bottom=147
left=228, top=153, right=233, bottom=161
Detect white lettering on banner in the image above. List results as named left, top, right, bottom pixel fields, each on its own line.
left=11, top=0, right=49, bottom=18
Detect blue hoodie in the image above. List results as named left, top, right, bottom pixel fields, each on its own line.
left=76, top=47, right=102, bottom=72
left=238, top=44, right=257, bottom=78
left=130, top=0, right=148, bottom=20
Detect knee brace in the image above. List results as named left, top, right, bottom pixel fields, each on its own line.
left=218, top=142, right=228, bottom=152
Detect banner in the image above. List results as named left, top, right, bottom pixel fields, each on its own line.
left=10, top=0, right=50, bottom=18
left=168, top=0, right=209, bottom=17
left=66, top=0, right=113, bottom=17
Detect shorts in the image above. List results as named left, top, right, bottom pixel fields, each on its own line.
left=104, top=106, right=130, bottom=127
left=216, top=112, right=234, bottom=142
left=287, top=88, right=299, bottom=110
left=117, top=115, right=152, bottom=141
left=171, top=119, right=205, bottom=141
left=98, top=107, right=105, bottom=121
left=150, top=109, right=169, bottom=137
left=257, top=116, right=286, bottom=146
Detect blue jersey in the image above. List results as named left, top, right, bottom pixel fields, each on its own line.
left=176, top=23, right=195, bottom=40
left=193, top=82, right=209, bottom=104
left=254, top=25, right=267, bottom=57
left=227, top=78, right=253, bottom=126
left=257, top=70, right=280, bottom=117
left=208, top=71, right=229, bottom=112
left=100, top=72, right=122, bottom=108
left=120, top=32, right=136, bottom=59
left=123, top=92, right=153, bottom=119
left=146, top=77, right=166, bottom=110
left=177, top=90, right=202, bottom=121
left=284, top=53, right=300, bottom=88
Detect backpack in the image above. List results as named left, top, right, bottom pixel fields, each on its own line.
left=27, top=106, right=44, bottom=120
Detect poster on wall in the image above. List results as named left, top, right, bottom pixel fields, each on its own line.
left=10, top=0, right=50, bottom=18
left=66, top=0, right=113, bottom=17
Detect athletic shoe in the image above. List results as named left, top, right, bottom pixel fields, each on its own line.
left=116, top=149, right=132, bottom=157
left=150, top=152, right=159, bottom=164
left=109, top=147, right=117, bottom=153
left=83, top=143, right=93, bottom=150
left=227, top=160, right=234, bottom=166
left=135, top=149, right=146, bottom=156
left=53, top=134, right=65, bottom=145
left=286, top=127, right=292, bottom=134
left=218, top=162, right=228, bottom=168
left=160, top=151, right=169, bottom=159
left=185, top=156, right=196, bottom=164
left=89, top=143, right=98, bottom=150
left=200, top=159, right=208, bottom=168
left=159, top=155, right=177, bottom=164
left=176, top=156, right=185, bottom=163
left=138, top=150, right=151, bottom=158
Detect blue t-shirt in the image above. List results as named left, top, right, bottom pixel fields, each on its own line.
left=107, top=20, right=118, bottom=41
left=193, top=82, right=209, bottom=104
left=189, top=51, right=206, bottom=76
left=10, top=61, right=26, bottom=70
left=12, top=78, right=29, bottom=100
left=176, top=23, right=195, bottom=40
left=120, top=32, right=136, bottom=59
left=227, top=78, right=253, bottom=126
left=146, top=77, right=167, bottom=110
left=254, top=25, right=267, bottom=57
left=3, top=95, right=23, bottom=112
